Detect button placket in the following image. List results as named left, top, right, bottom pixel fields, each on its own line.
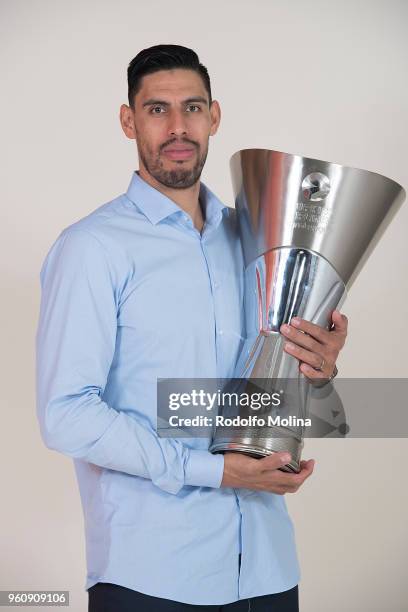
left=199, top=236, right=225, bottom=362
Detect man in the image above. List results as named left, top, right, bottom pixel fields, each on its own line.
left=36, top=45, right=348, bottom=611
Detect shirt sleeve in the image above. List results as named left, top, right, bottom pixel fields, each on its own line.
left=35, top=228, right=225, bottom=495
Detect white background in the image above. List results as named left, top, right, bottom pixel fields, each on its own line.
left=1, top=1, right=407, bottom=610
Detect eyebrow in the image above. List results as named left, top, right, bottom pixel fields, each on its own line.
left=142, top=96, right=209, bottom=108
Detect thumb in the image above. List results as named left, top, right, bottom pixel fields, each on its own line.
left=331, top=309, right=348, bottom=333
left=259, top=451, right=291, bottom=471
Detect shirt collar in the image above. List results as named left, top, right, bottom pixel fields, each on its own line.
left=124, top=170, right=229, bottom=227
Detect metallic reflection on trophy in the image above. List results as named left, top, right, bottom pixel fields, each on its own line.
left=209, top=149, right=405, bottom=472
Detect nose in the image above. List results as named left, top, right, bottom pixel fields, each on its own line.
left=167, top=109, right=188, bottom=137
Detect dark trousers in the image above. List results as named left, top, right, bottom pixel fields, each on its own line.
left=88, top=582, right=299, bottom=612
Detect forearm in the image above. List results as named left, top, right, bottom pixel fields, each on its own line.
left=37, top=389, right=224, bottom=494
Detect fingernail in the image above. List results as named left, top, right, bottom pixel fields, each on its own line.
left=291, top=318, right=300, bottom=326
left=281, top=453, right=291, bottom=463
left=285, top=342, right=296, bottom=351
left=281, top=324, right=291, bottom=333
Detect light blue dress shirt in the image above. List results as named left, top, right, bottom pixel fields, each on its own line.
left=35, top=171, right=300, bottom=605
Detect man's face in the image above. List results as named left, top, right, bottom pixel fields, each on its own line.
left=120, top=68, right=220, bottom=189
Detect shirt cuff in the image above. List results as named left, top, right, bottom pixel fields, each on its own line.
left=184, top=449, right=225, bottom=489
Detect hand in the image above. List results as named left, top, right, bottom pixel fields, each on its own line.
left=220, top=451, right=315, bottom=494
left=280, top=309, right=348, bottom=383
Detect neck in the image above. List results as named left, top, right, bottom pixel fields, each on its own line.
left=138, top=166, right=204, bottom=232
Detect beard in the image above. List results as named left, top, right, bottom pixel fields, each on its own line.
left=138, top=137, right=208, bottom=189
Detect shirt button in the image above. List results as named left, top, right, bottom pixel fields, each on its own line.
left=214, top=282, right=219, bottom=289
left=218, top=329, right=224, bottom=335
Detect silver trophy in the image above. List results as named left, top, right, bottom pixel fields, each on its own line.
left=209, top=148, right=405, bottom=472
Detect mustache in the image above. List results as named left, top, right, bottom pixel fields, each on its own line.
left=160, top=137, right=199, bottom=152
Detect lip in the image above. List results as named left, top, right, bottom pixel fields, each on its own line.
left=162, top=145, right=196, bottom=160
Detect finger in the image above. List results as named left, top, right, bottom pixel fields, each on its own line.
left=283, top=342, right=331, bottom=374
left=299, top=458, right=315, bottom=478
left=299, top=459, right=314, bottom=470
left=280, top=323, right=323, bottom=352
left=289, top=317, right=331, bottom=344
left=276, top=459, right=315, bottom=483
left=299, top=362, right=332, bottom=380
left=258, top=451, right=292, bottom=472
left=288, top=459, right=316, bottom=486
left=331, top=310, right=348, bottom=336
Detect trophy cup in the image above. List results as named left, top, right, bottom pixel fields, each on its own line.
left=209, top=148, right=405, bottom=472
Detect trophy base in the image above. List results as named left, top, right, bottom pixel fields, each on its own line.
left=209, top=433, right=302, bottom=473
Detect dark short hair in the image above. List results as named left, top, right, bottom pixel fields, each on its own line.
left=127, top=44, right=212, bottom=108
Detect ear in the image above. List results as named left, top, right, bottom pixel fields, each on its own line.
left=209, top=100, right=221, bottom=136
left=119, top=104, right=136, bottom=139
